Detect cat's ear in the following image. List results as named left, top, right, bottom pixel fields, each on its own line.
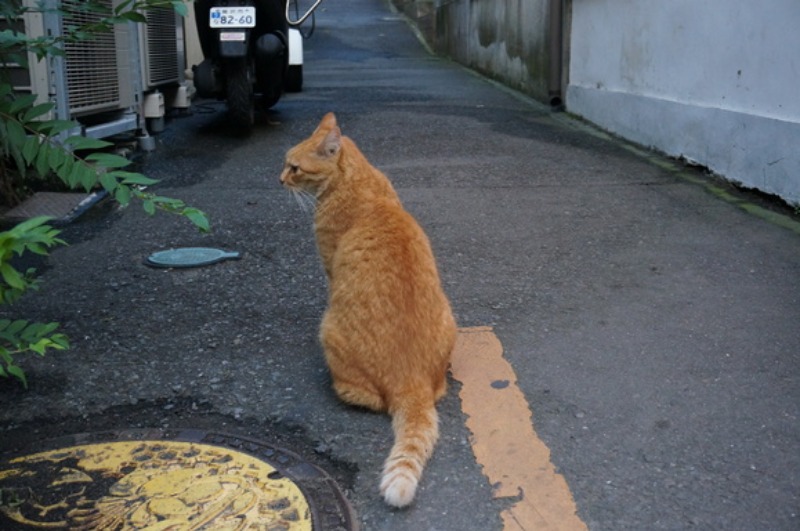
left=319, top=112, right=338, bottom=131
left=317, top=127, right=341, bottom=158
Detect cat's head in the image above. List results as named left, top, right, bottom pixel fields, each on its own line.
left=280, top=112, right=342, bottom=196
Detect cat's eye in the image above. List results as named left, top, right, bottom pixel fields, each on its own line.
left=289, top=164, right=299, bottom=173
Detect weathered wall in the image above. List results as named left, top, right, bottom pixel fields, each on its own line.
left=567, top=0, right=800, bottom=205
left=395, top=0, right=800, bottom=206
left=392, top=0, right=553, bottom=104
left=394, top=0, right=800, bottom=205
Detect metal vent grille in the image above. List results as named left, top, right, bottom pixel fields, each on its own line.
left=62, top=0, right=121, bottom=114
left=143, top=7, right=179, bottom=86
left=0, top=13, right=32, bottom=94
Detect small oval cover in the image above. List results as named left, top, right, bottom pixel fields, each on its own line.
left=146, top=247, right=241, bottom=268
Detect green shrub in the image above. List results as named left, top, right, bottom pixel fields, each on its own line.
left=0, top=0, right=206, bottom=388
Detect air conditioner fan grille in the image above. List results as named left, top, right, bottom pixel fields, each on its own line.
left=62, top=0, right=120, bottom=113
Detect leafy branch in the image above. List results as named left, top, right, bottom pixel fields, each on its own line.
left=0, top=78, right=210, bottom=231
left=0, top=217, right=68, bottom=388
left=0, top=216, right=64, bottom=305
left=0, top=0, right=207, bottom=387
left=0, top=319, right=68, bottom=390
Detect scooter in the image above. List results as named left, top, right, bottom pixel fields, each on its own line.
left=192, top=0, right=322, bottom=130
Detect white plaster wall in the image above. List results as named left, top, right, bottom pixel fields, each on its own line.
left=567, top=0, right=800, bottom=205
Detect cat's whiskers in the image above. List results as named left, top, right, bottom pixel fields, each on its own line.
left=290, top=190, right=307, bottom=212
left=291, top=189, right=317, bottom=213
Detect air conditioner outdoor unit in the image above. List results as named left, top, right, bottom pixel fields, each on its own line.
left=60, top=0, right=137, bottom=121
left=139, top=6, right=189, bottom=133
left=141, top=6, right=183, bottom=88
left=6, top=1, right=188, bottom=146
left=22, top=0, right=140, bottom=139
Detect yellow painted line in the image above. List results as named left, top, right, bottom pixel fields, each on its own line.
left=452, top=326, right=587, bottom=531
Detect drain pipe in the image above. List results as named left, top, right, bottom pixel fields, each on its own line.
left=548, top=0, right=564, bottom=110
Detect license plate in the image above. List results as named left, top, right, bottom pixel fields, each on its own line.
left=210, top=6, right=256, bottom=28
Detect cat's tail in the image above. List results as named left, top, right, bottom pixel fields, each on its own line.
left=380, top=393, right=439, bottom=508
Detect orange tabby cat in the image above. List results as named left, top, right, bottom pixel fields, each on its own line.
left=280, top=113, right=457, bottom=508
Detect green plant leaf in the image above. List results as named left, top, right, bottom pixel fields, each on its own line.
left=29, top=338, right=63, bottom=355
left=86, top=152, right=130, bottom=169
left=7, top=94, right=37, bottom=115
left=79, top=165, right=98, bottom=191
left=5, top=363, right=28, bottom=388
left=0, top=263, right=26, bottom=290
left=58, top=155, right=74, bottom=180
left=5, top=118, right=26, bottom=149
left=99, top=172, right=118, bottom=193
left=70, top=164, right=97, bottom=190
left=7, top=215, right=54, bottom=235
left=184, top=208, right=210, bottom=232
left=114, top=185, right=131, bottom=206
left=52, top=334, right=69, bottom=349
left=23, top=242, right=49, bottom=256
left=117, top=172, right=159, bottom=186
left=35, top=143, right=50, bottom=176
left=171, top=1, right=187, bottom=17
left=113, top=11, right=147, bottom=23
left=5, top=319, right=29, bottom=337
left=0, top=121, right=8, bottom=155
left=20, top=323, right=39, bottom=339
left=63, top=135, right=113, bottom=150
left=151, top=196, right=183, bottom=208
left=47, top=143, right=64, bottom=172
left=37, top=119, right=77, bottom=137
left=0, top=347, right=10, bottom=365
left=7, top=51, right=29, bottom=69
left=8, top=145, right=27, bottom=178
left=66, top=162, right=83, bottom=188
left=22, top=135, right=39, bottom=164
left=22, top=102, right=55, bottom=122
left=0, top=286, right=24, bottom=305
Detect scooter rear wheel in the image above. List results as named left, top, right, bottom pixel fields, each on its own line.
left=226, top=59, right=255, bottom=131
left=285, top=64, right=303, bottom=93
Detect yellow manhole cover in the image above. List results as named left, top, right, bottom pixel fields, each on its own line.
left=0, top=431, right=357, bottom=530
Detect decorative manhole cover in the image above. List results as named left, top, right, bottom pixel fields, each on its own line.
left=0, top=429, right=357, bottom=530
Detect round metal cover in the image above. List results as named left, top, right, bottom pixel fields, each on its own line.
left=0, top=429, right=358, bottom=530
left=145, top=247, right=241, bottom=268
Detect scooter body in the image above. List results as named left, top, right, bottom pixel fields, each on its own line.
left=193, top=0, right=293, bottom=129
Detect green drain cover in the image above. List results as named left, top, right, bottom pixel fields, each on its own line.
left=146, top=247, right=241, bottom=269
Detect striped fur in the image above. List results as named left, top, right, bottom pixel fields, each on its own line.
left=281, top=113, right=456, bottom=508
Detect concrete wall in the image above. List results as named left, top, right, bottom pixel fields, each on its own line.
left=567, top=0, right=800, bottom=205
left=392, top=0, right=554, bottom=103
left=395, top=0, right=800, bottom=206
left=182, top=1, right=203, bottom=76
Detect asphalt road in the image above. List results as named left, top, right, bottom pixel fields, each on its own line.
left=2, top=0, right=799, bottom=529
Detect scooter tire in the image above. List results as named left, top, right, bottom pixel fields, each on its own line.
left=285, top=65, right=303, bottom=93
left=226, top=59, right=255, bottom=131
